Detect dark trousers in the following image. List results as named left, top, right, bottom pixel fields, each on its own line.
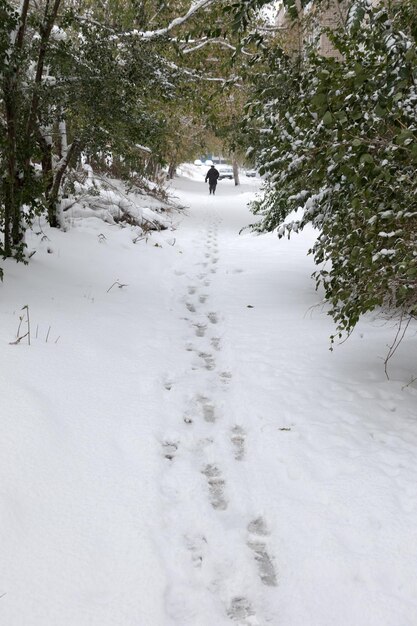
left=209, top=182, right=217, bottom=195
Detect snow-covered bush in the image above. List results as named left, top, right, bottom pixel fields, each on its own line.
left=246, top=0, right=417, bottom=342
left=61, top=166, right=171, bottom=232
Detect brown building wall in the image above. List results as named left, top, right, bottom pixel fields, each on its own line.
left=276, top=0, right=381, bottom=58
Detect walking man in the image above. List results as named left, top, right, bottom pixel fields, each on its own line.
left=205, top=164, right=220, bottom=195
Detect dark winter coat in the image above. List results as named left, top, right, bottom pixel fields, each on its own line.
left=205, top=167, right=219, bottom=184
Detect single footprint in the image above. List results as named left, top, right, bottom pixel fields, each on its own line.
left=202, top=464, right=228, bottom=510
left=186, top=302, right=196, bottom=313
left=247, top=517, right=269, bottom=537
left=247, top=518, right=278, bottom=587
left=207, top=312, right=218, bottom=324
left=197, top=395, right=216, bottom=422
left=195, top=323, right=207, bottom=337
left=199, top=352, right=216, bottom=371
left=211, top=337, right=221, bottom=351
left=204, top=280, right=211, bottom=287
left=184, top=534, right=208, bottom=569
left=231, top=426, right=246, bottom=461
left=188, top=286, right=197, bottom=295
left=210, top=268, right=217, bottom=274
left=220, top=371, right=232, bottom=384
left=162, top=441, right=178, bottom=461
left=211, top=257, right=219, bottom=264
left=227, top=596, right=256, bottom=623
left=199, top=294, right=208, bottom=304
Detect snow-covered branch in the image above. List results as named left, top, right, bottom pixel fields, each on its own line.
left=182, top=38, right=236, bottom=54
left=114, top=0, right=220, bottom=41
left=167, top=59, right=241, bottom=85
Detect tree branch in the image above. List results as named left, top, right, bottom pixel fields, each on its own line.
left=182, top=38, right=235, bottom=54
left=113, top=0, right=220, bottom=41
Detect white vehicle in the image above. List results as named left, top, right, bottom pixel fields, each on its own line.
left=218, top=165, right=234, bottom=180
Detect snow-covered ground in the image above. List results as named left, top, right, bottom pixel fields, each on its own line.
left=1, top=166, right=417, bottom=625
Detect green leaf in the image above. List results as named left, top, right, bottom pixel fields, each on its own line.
left=395, top=129, right=414, bottom=145
left=360, top=153, right=374, bottom=164
left=374, top=103, right=386, bottom=118
left=311, top=93, right=327, bottom=108
left=323, top=111, right=333, bottom=126
left=335, top=111, right=348, bottom=123
left=405, top=47, right=416, bottom=62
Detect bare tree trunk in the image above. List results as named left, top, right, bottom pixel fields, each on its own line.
left=146, top=156, right=159, bottom=179
left=3, top=95, right=16, bottom=257
left=1, top=0, right=30, bottom=257
left=24, top=0, right=63, bottom=160
left=232, top=156, right=240, bottom=186
left=3, top=176, right=13, bottom=257
left=4, top=88, right=25, bottom=251
left=59, top=113, right=68, bottom=159
left=168, top=162, right=176, bottom=179
left=46, top=140, right=80, bottom=228
left=39, top=131, right=54, bottom=194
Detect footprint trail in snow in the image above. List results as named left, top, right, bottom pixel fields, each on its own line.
left=159, top=208, right=277, bottom=626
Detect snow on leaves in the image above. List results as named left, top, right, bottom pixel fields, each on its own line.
left=246, top=0, right=417, bottom=341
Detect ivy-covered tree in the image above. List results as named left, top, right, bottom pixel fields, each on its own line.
left=245, top=0, right=417, bottom=343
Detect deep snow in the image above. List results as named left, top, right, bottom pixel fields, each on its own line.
left=1, top=166, right=417, bottom=625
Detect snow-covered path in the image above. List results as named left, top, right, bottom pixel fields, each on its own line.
left=158, top=177, right=282, bottom=625
left=1, top=168, right=417, bottom=625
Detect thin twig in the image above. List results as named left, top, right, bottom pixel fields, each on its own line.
left=9, top=332, right=29, bottom=345
left=107, top=280, right=128, bottom=293
left=26, top=305, right=31, bottom=346
left=384, top=314, right=411, bottom=379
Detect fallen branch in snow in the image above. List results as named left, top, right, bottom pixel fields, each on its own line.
left=9, top=332, right=29, bottom=346
left=107, top=281, right=128, bottom=293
